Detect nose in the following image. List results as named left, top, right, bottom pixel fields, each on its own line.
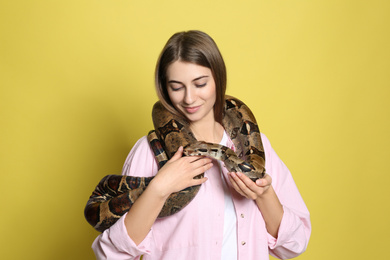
left=184, top=87, right=195, bottom=104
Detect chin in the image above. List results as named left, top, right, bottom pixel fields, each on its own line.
left=184, top=115, right=201, bottom=123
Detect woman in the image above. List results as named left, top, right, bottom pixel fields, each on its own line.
left=92, top=30, right=311, bottom=259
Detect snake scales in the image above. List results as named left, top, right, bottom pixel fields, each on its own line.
left=84, top=96, right=266, bottom=232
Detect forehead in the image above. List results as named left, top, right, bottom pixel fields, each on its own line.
left=166, top=61, right=212, bottom=81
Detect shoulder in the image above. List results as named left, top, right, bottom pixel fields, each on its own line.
left=260, top=133, right=286, bottom=173
left=131, top=136, right=154, bottom=156
left=261, top=133, right=285, bottom=164
left=121, top=136, right=158, bottom=177
left=260, top=133, right=293, bottom=188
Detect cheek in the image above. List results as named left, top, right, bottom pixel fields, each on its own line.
left=167, top=90, right=182, bottom=107
left=206, top=84, right=217, bottom=103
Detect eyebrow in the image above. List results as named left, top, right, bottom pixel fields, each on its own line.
left=167, top=75, right=209, bottom=84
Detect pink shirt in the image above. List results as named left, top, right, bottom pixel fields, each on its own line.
left=92, top=133, right=311, bottom=259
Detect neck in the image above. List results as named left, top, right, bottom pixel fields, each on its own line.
left=190, top=117, right=224, bottom=143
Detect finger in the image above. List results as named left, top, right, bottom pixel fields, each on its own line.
left=185, top=155, right=208, bottom=163
left=230, top=172, right=247, bottom=191
left=189, top=161, right=213, bottom=178
left=231, top=172, right=257, bottom=198
left=189, top=157, right=212, bottom=168
left=236, top=172, right=258, bottom=189
left=255, top=173, right=271, bottom=187
left=170, top=146, right=183, bottom=161
left=190, top=177, right=208, bottom=186
left=228, top=173, right=247, bottom=197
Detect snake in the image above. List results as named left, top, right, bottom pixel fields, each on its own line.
left=84, top=96, right=266, bottom=232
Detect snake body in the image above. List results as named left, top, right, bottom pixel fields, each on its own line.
left=84, top=96, right=265, bottom=232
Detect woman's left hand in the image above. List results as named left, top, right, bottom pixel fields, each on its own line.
left=228, top=172, right=272, bottom=200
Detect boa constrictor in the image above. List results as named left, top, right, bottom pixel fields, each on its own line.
left=84, top=96, right=266, bottom=232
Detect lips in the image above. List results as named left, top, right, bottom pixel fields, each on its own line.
left=184, top=105, right=201, bottom=114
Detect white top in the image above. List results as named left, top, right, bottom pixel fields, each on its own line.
left=219, top=131, right=238, bottom=259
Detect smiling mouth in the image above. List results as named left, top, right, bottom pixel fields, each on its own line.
left=184, top=106, right=201, bottom=114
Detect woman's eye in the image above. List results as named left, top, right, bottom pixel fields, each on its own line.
left=170, top=85, right=183, bottom=91
left=196, top=83, right=207, bottom=88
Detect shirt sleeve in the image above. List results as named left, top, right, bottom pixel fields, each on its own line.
left=261, top=134, right=312, bottom=259
left=92, top=136, right=158, bottom=260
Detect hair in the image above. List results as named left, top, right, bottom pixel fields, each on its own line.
left=155, top=30, right=227, bottom=124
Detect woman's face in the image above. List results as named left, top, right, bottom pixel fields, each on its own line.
left=166, top=61, right=216, bottom=123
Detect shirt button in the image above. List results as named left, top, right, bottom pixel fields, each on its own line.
left=241, top=213, right=244, bottom=218
left=241, top=241, right=246, bottom=246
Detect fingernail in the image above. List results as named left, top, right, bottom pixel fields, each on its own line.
left=236, top=172, right=242, bottom=177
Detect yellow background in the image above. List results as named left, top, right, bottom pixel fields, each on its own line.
left=1, top=1, right=389, bottom=259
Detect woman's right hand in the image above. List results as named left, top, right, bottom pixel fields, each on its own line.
left=149, top=146, right=213, bottom=199
left=125, top=146, right=212, bottom=245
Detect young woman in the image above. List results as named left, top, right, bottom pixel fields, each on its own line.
left=92, top=30, right=311, bottom=259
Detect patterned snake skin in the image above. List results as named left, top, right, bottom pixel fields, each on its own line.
left=84, top=96, right=265, bottom=232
